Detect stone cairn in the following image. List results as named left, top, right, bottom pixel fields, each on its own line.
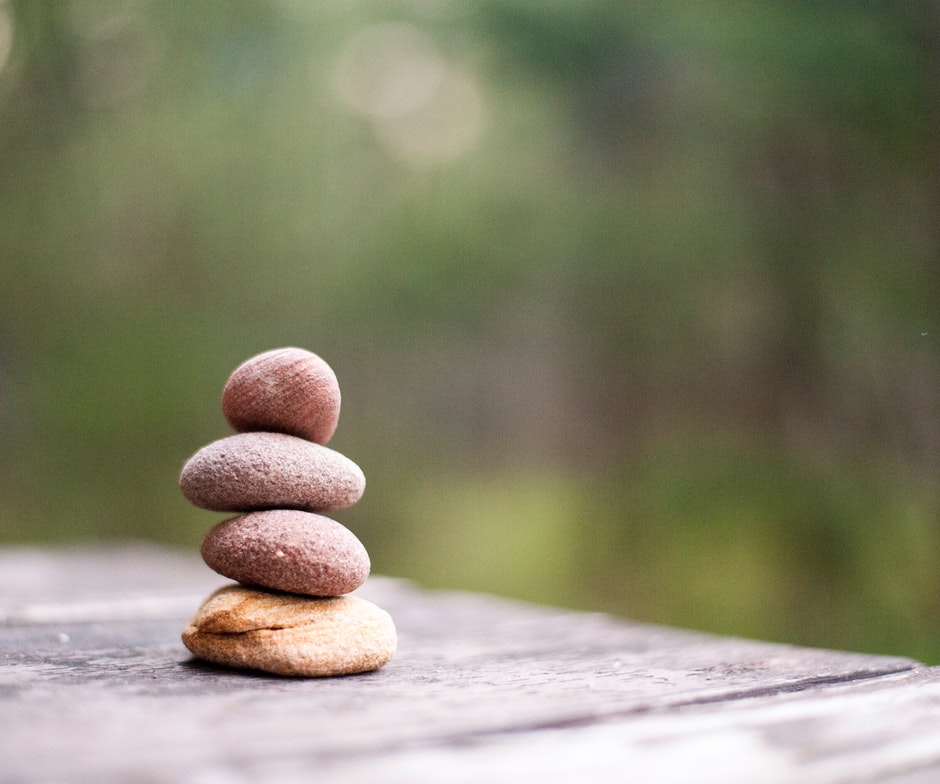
left=178, top=347, right=397, bottom=677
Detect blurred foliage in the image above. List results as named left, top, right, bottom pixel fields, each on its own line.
left=0, top=0, right=938, bottom=662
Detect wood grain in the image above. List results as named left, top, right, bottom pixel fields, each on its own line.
left=1, top=545, right=937, bottom=783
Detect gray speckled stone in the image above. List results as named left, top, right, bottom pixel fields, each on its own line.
left=179, top=432, right=365, bottom=513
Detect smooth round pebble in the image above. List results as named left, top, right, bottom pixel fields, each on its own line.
left=201, top=510, right=370, bottom=596
left=182, top=585, right=397, bottom=677
left=179, top=431, right=365, bottom=512
left=222, top=347, right=341, bottom=445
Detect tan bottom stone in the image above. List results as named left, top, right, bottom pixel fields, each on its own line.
left=182, top=585, right=397, bottom=677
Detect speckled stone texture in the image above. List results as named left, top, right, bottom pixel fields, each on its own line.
left=179, top=431, right=365, bottom=512
left=181, top=585, right=397, bottom=677
left=222, top=347, right=341, bottom=445
left=201, top=510, right=370, bottom=596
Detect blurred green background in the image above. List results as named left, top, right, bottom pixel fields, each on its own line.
left=1, top=1, right=938, bottom=661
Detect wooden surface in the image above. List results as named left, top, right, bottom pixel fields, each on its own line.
left=2, top=544, right=940, bottom=783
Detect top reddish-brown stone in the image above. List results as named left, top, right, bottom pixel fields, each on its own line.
left=222, top=347, right=341, bottom=445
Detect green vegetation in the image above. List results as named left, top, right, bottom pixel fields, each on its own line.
left=1, top=1, right=937, bottom=662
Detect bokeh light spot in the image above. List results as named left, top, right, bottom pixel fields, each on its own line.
left=0, top=0, right=14, bottom=79
left=333, top=21, right=484, bottom=165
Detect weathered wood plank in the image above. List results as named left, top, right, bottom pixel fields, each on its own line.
left=348, top=668, right=940, bottom=784
left=1, top=545, right=936, bottom=783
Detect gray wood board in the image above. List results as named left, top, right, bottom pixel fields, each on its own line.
left=1, top=544, right=936, bottom=783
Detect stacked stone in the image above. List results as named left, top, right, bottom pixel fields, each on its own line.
left=178, top=348, right=396, bottom=677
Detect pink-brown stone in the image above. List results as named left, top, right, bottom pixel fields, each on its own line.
left=222, top=347, right=341, bottom=445
left=201, top=510, right=370, bottom=596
